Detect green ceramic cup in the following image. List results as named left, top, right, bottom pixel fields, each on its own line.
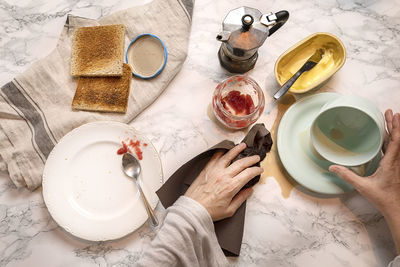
left=310, top=95, right=385, bottom=173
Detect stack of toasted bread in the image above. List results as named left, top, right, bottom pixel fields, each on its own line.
left=71, top=24, right=131, bottom=113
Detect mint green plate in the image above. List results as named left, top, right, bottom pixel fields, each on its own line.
left=277, top=93, right=354, bottom=195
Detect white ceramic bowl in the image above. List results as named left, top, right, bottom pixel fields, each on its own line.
left=310, top=95, right=384, bottom=167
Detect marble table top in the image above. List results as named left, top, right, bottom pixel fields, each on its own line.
left=1, top=0, right=399, bottom=266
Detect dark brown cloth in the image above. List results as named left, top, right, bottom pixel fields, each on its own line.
left=156, top=123, right=272, bottom=256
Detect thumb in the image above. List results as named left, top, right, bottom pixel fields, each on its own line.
left=329, top=165, right=364, bottom=189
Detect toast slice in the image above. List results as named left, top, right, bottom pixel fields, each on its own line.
left=71, top=24, right=125, bottom=77
left=72, top=64, right=132, bottom=113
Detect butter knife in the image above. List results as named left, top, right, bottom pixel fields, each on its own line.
left=273, top=48, right=325, bottom=100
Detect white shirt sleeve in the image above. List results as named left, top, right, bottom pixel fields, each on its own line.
left=135, top=196, right=229, bottom=267
left=388, top=255, right=400, bottom=267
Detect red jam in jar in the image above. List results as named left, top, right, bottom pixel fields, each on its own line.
left=212, top=75, right=265, bottom=129
left=221, top=90, right=256, bottom=116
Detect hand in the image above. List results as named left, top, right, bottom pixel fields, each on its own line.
left=329, top=109, right=400, bottom=252
left=184, top=143, right=262, bottom=221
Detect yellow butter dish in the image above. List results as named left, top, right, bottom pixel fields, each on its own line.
left=274, top=32, right=346, bottom=94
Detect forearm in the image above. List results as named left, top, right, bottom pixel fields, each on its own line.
left=136, top=196, right=228, bottom=267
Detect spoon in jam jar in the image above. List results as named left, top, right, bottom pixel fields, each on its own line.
left=122, top=153, right=159, bottom=227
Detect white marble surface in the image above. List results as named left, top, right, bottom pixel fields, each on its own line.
left=1, top=0, right=400, bottom=266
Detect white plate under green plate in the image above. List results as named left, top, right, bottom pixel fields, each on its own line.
left=42, top=121, right=163, bottom=241
left=277, top=92, right=354, bottom=195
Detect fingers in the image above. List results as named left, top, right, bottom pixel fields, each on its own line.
left=383, top=113, right=400, bottom=164
left=329, top=165, right=365, bottom=190
left=383, top=109, right=394, bottom=153
left=232, top=166, right=263, bottom=195
left=227, top=155, right=261, bottom=176
left=385, top=109, right=394, bottom=134
left=383, top=134, right=389, bottom=154
left=226, top=188, right=253, bottom=217
left=220, top=143, right=246, bottom=166
left=205, top=150, right=224, bottom=169
left=392, top=113, right=400, bottom=140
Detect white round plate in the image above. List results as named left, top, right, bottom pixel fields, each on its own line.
left=42, top=121, right=163, bottom=241
left=277, top=93, right=354, bottom=195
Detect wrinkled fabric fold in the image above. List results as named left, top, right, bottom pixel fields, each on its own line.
left=137, top=196, right=228, bottom=267
left=388, top=255, right=400, bottom=267
left=0, top=0, right=194, bottom=189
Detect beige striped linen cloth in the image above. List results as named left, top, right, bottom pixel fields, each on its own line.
left=0, top=0, right=194, bottom=190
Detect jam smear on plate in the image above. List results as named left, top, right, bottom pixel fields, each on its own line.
left=129, top=139, right=143, bottom=160
left=117, top=141, right=129, bottom=155
left=117, top=139, right=145, bottom=160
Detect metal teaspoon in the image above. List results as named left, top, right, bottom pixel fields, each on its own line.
left=122, top=153, right=159, bottom=227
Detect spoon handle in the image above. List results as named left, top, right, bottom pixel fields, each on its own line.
left=273, top=69, right=304, bottom=100
left=135, top=180, right=159, bottom=227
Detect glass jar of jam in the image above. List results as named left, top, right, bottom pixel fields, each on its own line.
left=212, top=75, right=265, bottom=129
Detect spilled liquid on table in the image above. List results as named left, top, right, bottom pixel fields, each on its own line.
left=260, top=94, right=298, bottom=198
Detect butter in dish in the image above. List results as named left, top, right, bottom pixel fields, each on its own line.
left=274, top=32, right=346, bottom=94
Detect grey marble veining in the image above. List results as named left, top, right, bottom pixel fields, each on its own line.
left=1, top=0, right=400, bottom=266
left=0, top=0, right=151, bottom=83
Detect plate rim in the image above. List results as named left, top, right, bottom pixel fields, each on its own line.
left=276, top=92, right=354, bottom=195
